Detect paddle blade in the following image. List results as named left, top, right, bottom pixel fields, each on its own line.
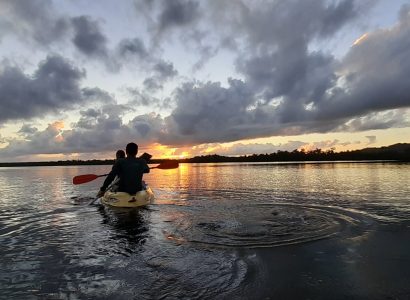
left=73, top=174, right=99, bottom=185
left=154, top=160, right=179, bottom=169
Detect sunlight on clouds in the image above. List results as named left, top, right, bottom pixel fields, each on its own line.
left=352, top=33, right=369, bottom=46
left=51, top=121, right=65, bottom=142
left=150, top=143, right=180, bottom=159
left=1, top=1, right=409, bottom=163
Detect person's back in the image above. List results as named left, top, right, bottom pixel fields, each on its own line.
left=99, top=143, right=149, bottom=196
left=115, top=156, right=149, bottom=194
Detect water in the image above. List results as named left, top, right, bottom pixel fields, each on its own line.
left=1, top=162, right=410, bottom=299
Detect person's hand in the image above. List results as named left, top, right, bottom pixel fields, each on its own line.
left=140, top=152, right=152, bottom=162
left=96, top=189, right=105, bottom=198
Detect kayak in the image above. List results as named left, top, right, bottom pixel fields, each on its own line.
left=100, top=187, right=154, bottom=208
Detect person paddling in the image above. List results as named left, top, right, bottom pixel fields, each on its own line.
left=115, top=149, right=125, bottom=160
left=97, top=143, right=150, bottom=197
left=108, top=149, right=126, bottom=192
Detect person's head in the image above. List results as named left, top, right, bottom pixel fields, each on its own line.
left=126, top=142, right=138, bottom=157
left=116, top=150, right=125, bottom=160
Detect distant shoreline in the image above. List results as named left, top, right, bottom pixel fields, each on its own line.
left=1, top=143, right=409, bottom=167
left=0, top=159, right=406, bottom=168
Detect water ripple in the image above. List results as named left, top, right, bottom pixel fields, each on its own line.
left=159, top=202, right=374, bottom=249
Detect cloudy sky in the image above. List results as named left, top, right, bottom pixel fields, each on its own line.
left=0, top=0, right=410, bottom=161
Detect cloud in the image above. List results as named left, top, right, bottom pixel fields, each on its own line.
left=318, top=7, right=410, bottom=121
left=70, top=16, right=108, bottom=57
left=142, top=60, right=178, bottom=91
left=0, top=55, right=116, bottom=125
left=1, top=1, right=410, bottom=160
left=126, top=88, right=173, bottom=109
left=156, top=1, right=410, bottom=145
left=18, top=124, right=39, bottom=137
left=201, top=141, right=307, bottom=156
left=337, top=110, right=410, bottom=132
left=153, top=61, right=178, bottom=79
left=0, top=0, right=69, bottom=45
left=231, top=0, right=357, bottom=107
left=70, top=15, right=121, bottom=71
left=0, top=108, right=165, bottom=159
left=117, top=37, right=149, bottom=59
left=0, top=134, right=8, bottom=144
left=158, top=0, right=201, bottom=33
left=81, top=87, right=116, bottom=104
left=0, top=1, right=122, bottom=71
left=163, top=78, right=262, bottom=145
left=0, top=55, right=86, bottom=124
left=365, top=135, right=376, bottom=145
left=142, top=77, right=163, bottom=92
left=0, top=121, right=67, bottom=157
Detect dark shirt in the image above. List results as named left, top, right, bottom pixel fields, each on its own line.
left=101, top=157, right=150, bottom=194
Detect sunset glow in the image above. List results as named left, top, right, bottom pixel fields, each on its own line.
left=352, top=33, right=369, bottom=46
left=0, top=1, right=409, bottom=162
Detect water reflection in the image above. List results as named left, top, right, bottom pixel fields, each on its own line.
left=1, top=163, right=410, bottom=299
left=97, top=206, right=149, bottom=256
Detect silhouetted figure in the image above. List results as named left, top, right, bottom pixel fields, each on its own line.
left=108, top=150, right=126, bottom=192
left=97, top=143, right=150, bottom=197
left=116, top=149, right=125, bottom=160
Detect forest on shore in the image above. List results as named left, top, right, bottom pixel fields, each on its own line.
left=0, top=143, right=409, bottom=167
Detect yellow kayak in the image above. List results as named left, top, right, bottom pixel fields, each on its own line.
left=100, top=187, right=154, bottom=208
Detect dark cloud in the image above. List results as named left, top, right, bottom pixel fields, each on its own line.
left=143, top=77, right=163, bottom=92
left=158, top=0, right=200, bottom=32
left=319, top=0, right=356, bottom=37
left=18, top=124, right=39, bottom=136
left=0, top=1, right=121, bottom=72
left=141, top=60, right=178, bottom=91
left=162, top=79, right=261, bottom=144
left=0, top=0, right=69, bottom=45
left=127, top=87, right=173, bottom=108
left=70, top=16, right=108, bottom=57
left=337, top=110, right=410, bottom=132
left=192, top=43, right=219, bottom=71
left=0, top=108, right=165, bottom=158
left=116, top=36, right=180, bottom=76
left=230, top=0, right=357, bottom=117
left=81, top=108, right=100, bottom=118
left=156, top=1, right=410, bottom=145
left=1, top=0, right=410, bottom=159
left=0, top=55, right=86, bottom=124
left=117, top=37, right=149, bottom=59
left=81, top=87, right=115, bottom=104
left=316, top=9, right=410, bottom=121
left=0, top=121, right=66, bottom=157
left=153, top=61, right=178, bottom=79
left=73, top=102, right=132, bottom=131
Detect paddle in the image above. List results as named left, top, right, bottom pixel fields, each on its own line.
left=73, top=173, right=108, bottom=185
left=150, top=160, right=179, bottom=169
left=72, top=160, right=179, bottom=185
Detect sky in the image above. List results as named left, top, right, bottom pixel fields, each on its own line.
left=0, top=0, right=410, bottom=162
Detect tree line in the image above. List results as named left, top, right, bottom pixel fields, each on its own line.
left=181, top=144, right=410, bottom=163
left=0, top=143, right=409, bottom=167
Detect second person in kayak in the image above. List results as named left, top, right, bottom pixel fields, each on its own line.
left=97, top=142, right=150, bottom=197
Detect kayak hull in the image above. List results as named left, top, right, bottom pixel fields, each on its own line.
left=100, top=187, right=154, bottom=208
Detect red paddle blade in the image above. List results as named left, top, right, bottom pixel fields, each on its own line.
left=73, top=174, right=99, bottom=185
left=155, top=160, right=179, bottom=169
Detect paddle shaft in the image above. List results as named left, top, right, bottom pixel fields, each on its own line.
left=73, top=161, right=178, bottom=185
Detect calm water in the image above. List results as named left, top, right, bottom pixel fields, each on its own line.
left=1, top=162, right=410, bottom=299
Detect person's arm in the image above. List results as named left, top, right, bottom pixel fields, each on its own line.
left=142, top=160, right=150, bottom=174
left=98, top=162, right=119, bottom=195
